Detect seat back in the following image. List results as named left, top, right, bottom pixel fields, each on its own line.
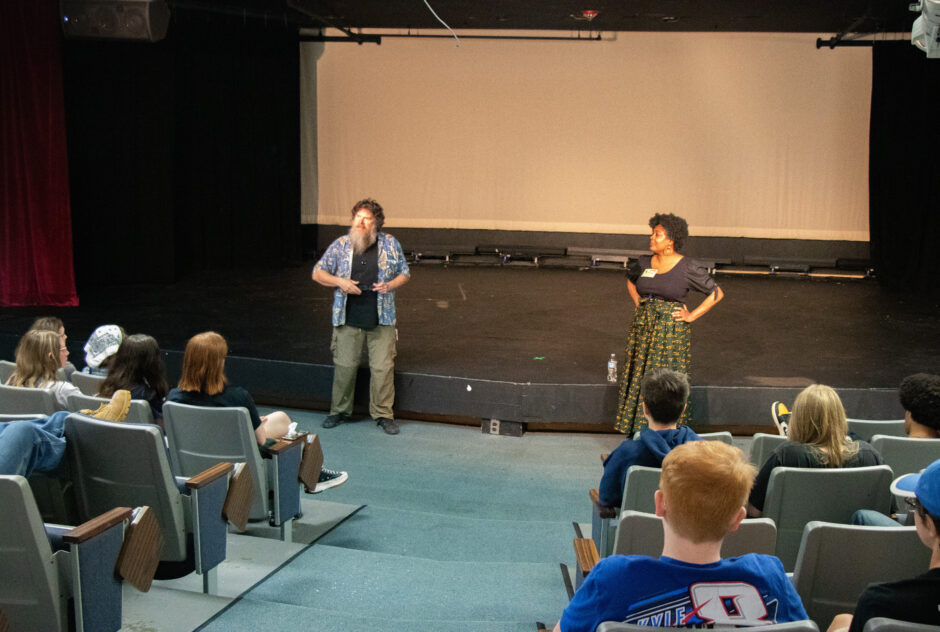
left=0, top=475, right=63, bottom=632
left=0, top=360, right=15, bottom=384
left=870, top=435, right=940, bottom=477
left=163, top=402, right=268, bottom=520
left=750, top=433, right=788, bottom=466
left=597, top=621, right=820, bottom=631
left=863, top=617, right=940, bottom=632
left=613, top=510, right=776, bottom=558
left=66, top=393, right=155, bottom=425
left=846, top=418, right=905, bottom=442
left=764, top=465, right=894, bottom=571
left=64, top=413, right=188, bottom=560
left=0, top=383, right=58, bottom=415
left=792, top=521, right=930, bottom=628
left=697, top=431, right=734, bottom=445
left=620, top=466, right=661, bottom=514
left=69, top=372, right=106, bottom=396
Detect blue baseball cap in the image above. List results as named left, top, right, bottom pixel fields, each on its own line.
left=891, top=458, right=940, bottom=517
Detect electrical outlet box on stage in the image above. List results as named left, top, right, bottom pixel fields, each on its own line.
left=482, top=418, right=525, bottom=437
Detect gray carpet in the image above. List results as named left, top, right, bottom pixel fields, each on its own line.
left=197, top=409, right=625, bottom=631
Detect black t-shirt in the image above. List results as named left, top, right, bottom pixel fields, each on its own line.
left=345, top=242, right=379, bottom=330
left=748, top=440, right=884, bottom=511
left=627, top=255, right=718, bottom=303
left=166, top=385, right=262, bottom=430
left=848, top=568, right=940, bottom=631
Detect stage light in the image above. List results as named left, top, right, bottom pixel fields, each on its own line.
left=910, top=0, right=940, bottom=58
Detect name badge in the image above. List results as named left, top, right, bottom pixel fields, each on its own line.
left=641, top=268, right=657, bottom=278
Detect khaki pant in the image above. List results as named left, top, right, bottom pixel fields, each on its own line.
left=330, top=324, right=397, bottom=419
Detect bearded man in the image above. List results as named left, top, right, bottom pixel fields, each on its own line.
left=312, top=199, right=410, bottom=435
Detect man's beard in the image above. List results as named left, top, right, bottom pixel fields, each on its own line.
left=349, top=223, right=377, bottom=254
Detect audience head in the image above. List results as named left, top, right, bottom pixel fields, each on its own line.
left=899, top=373, right=940, bottom=438
left=99, top=334, right=169, bottom=399
left=648, top=213, right=689, bottom=252
left=178, top=331, right=228, bottom=395
left=893, top=459, right=940, bottom=548
left=641, top=368, right=690, bottom=425
left=788, top=384, right=857, bottom=467
left=29, top=316, right=65, bottom=337
left=8, top=330, right=61, bottom=387
left=658, top=441, right=756, bottom=543
left=83, top=324, right=124, bottom=371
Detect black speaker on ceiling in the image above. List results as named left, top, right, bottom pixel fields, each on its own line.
left=60, top=0, right=170, bottom=42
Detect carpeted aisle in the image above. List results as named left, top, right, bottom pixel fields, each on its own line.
left=197, top=410, right=623, bottom=631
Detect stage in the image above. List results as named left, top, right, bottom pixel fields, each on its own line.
left=2, top=265, right=937, bottom=431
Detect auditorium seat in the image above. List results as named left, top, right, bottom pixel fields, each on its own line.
left=869, top=434, right=940, bottom=477
left=791, top=521, right=930, bottom=628
left=163, top=401, right=303, bottom=542
left=69, top=371, right=106, bottom=396
left=750, top=432, right=788, bottom=467
left=846, top=418, right=905, bottom=442
left=863, top=617, right=940, bottom=631
left=0, top=383, right=57, bottom=415
left=66, top=392, right=155, bottom=426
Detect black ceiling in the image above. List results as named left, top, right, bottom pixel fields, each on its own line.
left=171, top=0, right=915, bottom=36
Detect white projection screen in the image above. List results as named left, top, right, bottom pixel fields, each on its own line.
left=302, top=31, right=872, bottom=241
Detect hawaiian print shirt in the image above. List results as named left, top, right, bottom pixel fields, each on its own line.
left=313, top=232, right=410, bottom=327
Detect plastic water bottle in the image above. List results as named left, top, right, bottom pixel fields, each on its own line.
left=607, top=353, right=618, bottom=383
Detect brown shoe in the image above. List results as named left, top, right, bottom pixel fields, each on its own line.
left=222, top=462, right=254, bottom=532
left=116, top=506, right=164, bottom=592
left=298, top=433, right=324, bottom=492
left=82, top=389, right=131, bottom=422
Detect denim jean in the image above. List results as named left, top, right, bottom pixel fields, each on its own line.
left=0, top=411, right=69, bottom=476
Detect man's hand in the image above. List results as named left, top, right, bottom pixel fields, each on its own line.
left=338, top=279, right=362, bottom=295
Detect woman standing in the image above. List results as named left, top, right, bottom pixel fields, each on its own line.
left=615, top=213, right=723, bottom=435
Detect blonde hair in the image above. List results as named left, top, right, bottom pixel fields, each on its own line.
left=177, top=331, right=228, bottom=395
left=788, top=384, right=859, bottom=467
left=660, top=441, right=756, bottom=543
left=7, top=330, right=60, bottom=387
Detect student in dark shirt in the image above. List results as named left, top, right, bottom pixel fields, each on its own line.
left=748, top=383, right=885, bottom=516
left=828, top=459, right=940, bottom=632
left=167, top=331, right=348, bottom=493
left=97, top=334, right=168, bottom=427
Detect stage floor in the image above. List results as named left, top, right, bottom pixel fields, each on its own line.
left=2, top=266, right=938, bottom=426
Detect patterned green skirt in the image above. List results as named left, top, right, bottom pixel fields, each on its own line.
left=615, top=297, right=692, bottom=435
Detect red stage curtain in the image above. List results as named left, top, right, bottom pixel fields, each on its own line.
left=0, top=0, right=78, bottom=306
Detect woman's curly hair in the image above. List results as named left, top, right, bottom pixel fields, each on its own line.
left=648, top=213, right=689, bottom=252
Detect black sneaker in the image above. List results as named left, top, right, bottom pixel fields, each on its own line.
left=376, top=417, right=400, bottom=435
left=322, top=413, right=350, bottom=429
left=771, top=402, right=790, bottom=437
left=310, top=468, right=348, bottom=493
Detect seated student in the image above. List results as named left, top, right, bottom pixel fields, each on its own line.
left=898, top=373, right=940, bottom=439
left=5, top=330, right=82, bottom=410
left=166, top=331, right=348, bottom=493
left=28, top=316, right=76, bottom=380
left=80, top=324, right=124, bottom=376
left=96, top=334, right=168, bottom=427
left=828, top=459, right=940, bottom=632
left=748, top=384, right=885, bottom=517
left=598, top=368, right=700, bottom=507
left=555, top=441, right=807, bottom=631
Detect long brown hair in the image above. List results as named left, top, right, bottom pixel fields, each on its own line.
left=99, top=334, right=169, bottom=399
left=788, top=384, right=859, bottom=467
left=7, top=330, right=60, bottom=387
left=177, top=332, right=228, bottom=395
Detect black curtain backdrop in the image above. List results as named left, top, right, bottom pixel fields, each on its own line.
left=62, top=10, right=301, bottom=287
left=869, top=42, right=940, bottom=294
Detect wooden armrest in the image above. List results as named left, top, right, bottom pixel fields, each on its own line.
left=589, top=489, right=617, bottom=519
left=268, top=435, right=304, bottom=454
left=574, top=537, right=599, bottom=577
left=185, top=461, right=233, bottom=489
left=63, top=506, right=133, bottom=544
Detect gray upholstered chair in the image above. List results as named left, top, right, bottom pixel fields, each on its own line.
left=697, top=430, right=734, bottom=444
left=590, top=465, right=660, bottom=559
left=69, top=371, right=106, bottom=396
left=0, top=383, right=58, bottom=415
left=870, top=434, right=940, bottom=477
left=863, top=617, right=940, bottom=631
left=64, top=412, right=230, bottom=594
left=846, top=418, right=905, bottom=442
left=792, top=521, right=930, bottom=628
left=0, top=360, right=15, bottom=383
left=750, top=432, right=788, bottom=467
left=162, top=402, right=303, bottom=542
left=762, top=465, right=894, bottom=571
left=611, top=510, right=776, bottom=559
left=0, top=475, right=127, bottom=631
